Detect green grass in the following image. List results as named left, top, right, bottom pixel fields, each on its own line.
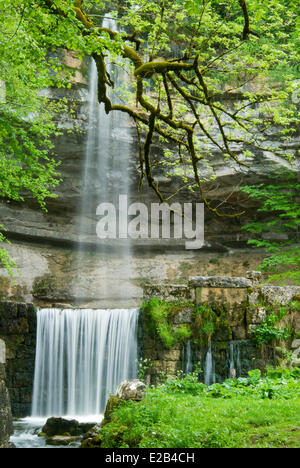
left=98, top=369, right=300, bottom=448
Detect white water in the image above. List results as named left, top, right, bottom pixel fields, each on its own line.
left=31, top=308, right=139, bottom=418
left=75, top=15, right=134, bottom=305
left=204, top=342, right=215, bottom=386
left=228, top=341, right=242, bottom=379
left=182, top=340, right=193, bottom=374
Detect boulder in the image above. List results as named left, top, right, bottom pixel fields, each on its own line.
left=116, top=379, right=146, bottom=401
left=42, top=417, right=95, bottom=437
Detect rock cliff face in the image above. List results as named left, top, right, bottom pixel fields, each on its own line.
left=0, top=339, right=13, bottom=448
left=0, top=303, right=36, bottom=417
left=0, top=55, right=299, bottom=308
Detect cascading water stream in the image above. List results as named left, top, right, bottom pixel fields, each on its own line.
left=75, top=14, right=134, bottom=305
left=228, top=341, right=242, bottom=379
left=182, top=340, right=193, bottom=374
left=204, top=342, right=216, bottom=386
left=31, top=308, right=139, bottom=418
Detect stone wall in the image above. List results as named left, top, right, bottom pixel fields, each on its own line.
left=140, top=275, right=300, bottom=384
left=0, top=339, right=13, bottom=448
left=0, top=302, right=37, bottom=417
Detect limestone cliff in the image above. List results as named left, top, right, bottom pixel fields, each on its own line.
left=0, top=54, right=298, bottom=308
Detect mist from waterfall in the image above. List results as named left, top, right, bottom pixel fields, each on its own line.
left=75, top=14, right=134, bottom=306
left=31, top=308, right=139, bottom=418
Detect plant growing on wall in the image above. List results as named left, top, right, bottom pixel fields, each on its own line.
left=251, top=305, right=293, bottom=345
left=241, top=171, right=300, bottom=285
left=192, top=302, right=230, bottom=344
left=141, top=298, right=192, bottom=349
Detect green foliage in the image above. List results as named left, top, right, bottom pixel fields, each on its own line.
left=142, top=299, right=232, bottom=348
left=141, top=298, right=192, bottom=349
left=98, top=367, right=300, bottom=448
left=33, top=0, right=299, bottom=219
left=137, top=357, right=152, bottom=381
left=241, top=171, right=300, bottom=285
left=251, top=306, right=292, bottom=345
left=192, top=303, right=229, bottom=344
left=0, top=226, right=17, bottom=277
left=0, top=0, right=124, bottom=273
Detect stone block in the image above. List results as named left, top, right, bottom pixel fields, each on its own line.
left=232, top=326, right=247, bottom=340
left=248, top=289, right=261, bottom=306
left=173, top=308, right=193, bottom=324
left=189, top=276, right=252, bottom=289
left=247, top=307, right=267, bottom=325
left=291, top=339, right=300, bottom=350
left=162, top=349, right=181, bottom=362
left=195, top=287, right=248, bottom=306
left=261, top=286, right=300, bottom=305
left=246, top=271, right=262, bottom=284
left=143, top=284, right=194, bottom=302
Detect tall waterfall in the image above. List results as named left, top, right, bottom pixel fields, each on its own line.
left=31, top=308, right=139, bottom=418
left=75, top=14, right=134, bottom=305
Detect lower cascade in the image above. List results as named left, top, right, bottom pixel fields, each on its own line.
left=31, top=308, right=139, bottom=418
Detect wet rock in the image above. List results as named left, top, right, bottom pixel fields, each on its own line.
left=42, top=417, right=95, bottom=437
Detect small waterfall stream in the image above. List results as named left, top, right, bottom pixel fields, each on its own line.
left=204, top=342, right=216, bottom=386
left=182, top=340, right=193, bottom=374
left=228, top=341, right=242, bottom=379
left=31, top=308, right=139, bottom=418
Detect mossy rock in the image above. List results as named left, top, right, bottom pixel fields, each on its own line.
left=100, top=395, right=122, bottom=427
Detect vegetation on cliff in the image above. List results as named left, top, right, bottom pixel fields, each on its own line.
left=242, top=172, right=300, bottom=285
left=0, top=1, right=299, bottom=278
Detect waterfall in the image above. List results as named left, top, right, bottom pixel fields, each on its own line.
left=204, top=342, right=215, bottom=386
left=182, top=340, right=193, bottom=374
left=228, top=341, right=242, bottom=379
left=229, top=342, right=235, bottom=379
left=31, top=308, right=139, bottom=418
left=75, top=14, right=134, bottom=305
